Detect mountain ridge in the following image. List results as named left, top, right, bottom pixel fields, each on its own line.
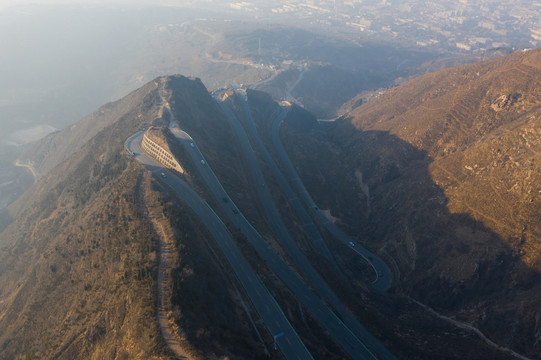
left=280, top=47, right=541, bottom=357
left=346, top=47, right=541, bottom=260
left=0, top=74, right=304, bottom=359
left=1, top=49, right=539, bottom=357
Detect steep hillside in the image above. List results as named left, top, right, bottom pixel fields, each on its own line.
left=0, top=97, right=164, bottom=358
left=347, top=47, right=541, bottom=268
left=229, top=88, right=518, bottom=359
left=282, top=48, right=541, bottom=358
left=0, top=75, right=269, bottom=359
left=3, top=62, right=537, bottom=358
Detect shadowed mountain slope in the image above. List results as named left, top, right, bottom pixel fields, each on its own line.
left=280, top=48, right=541, bottom=358
left=2, top=59, right=538, bottom=358
left=0, top=89, right=165, bottom=358
left=347, top=47, right=541, bottom=268
left=0, top=76, right=268, bottom=359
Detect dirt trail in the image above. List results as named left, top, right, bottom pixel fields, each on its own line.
left=413, top=300, right=533, bottom=360
left=139, top=173, right=197, bottom=360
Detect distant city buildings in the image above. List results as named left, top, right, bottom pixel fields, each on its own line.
left=219, top=0, right=540, bottom=51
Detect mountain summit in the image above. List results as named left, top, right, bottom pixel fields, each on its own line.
left=0, top=75, right=241, bottom=359
left=1, top=46, right=540, bottom=358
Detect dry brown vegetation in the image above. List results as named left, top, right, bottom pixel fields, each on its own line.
left=283, top=48, right=541, bottom=358
left=0, top=75, right=277, bottom=359
left=0, top=134, right=165, bottom=359
left=238, top=89, right=513, bottom=359
left=347, top=47, right=541, bottom=272
left=139, top=169, right=277, bottom=359
left=2, top=57, right=538, bottom=358
left=139, top=172, right=199, bottom=360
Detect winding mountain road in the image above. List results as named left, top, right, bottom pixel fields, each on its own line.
left=126, top=82, right=397, bottom=358
left=126, top=131, right=313, bottom=360
left=270, top=107, right=393, bottom=291
left=215, top=91, right=397, bottom=359
left=169, top=127, right=383, bottom=359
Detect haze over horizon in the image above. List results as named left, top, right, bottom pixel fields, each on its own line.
left=1, top=0, right=539, bottom=222
left=0, top=2, right=540, bottom=358
left=1, top=0, right=539, bottom=136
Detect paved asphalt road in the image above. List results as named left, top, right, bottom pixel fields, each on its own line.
left=169, top=126, right=381, bottom=359
left=219, top=92, right=397, bottom=360
left=126, top=131, right=313, bottom=360
left=270, top=108, right=393, bottom=292
left=217, top=99, right=339, bottom=269
left=236, top=93, right=338, bottom=267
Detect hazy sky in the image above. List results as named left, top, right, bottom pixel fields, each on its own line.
left=0, top=0, right=214, bottom=7
left=0, top=0, right=233, bottom=136
left=0, top=0, right=169, bottom=9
